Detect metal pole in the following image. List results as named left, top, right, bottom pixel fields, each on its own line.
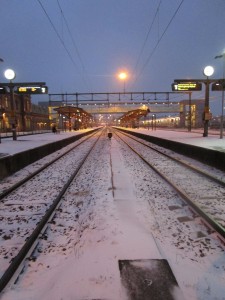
left=203, top=78, right=210, bottom=137
left=9, top=83, right=17, bottom=140
left=220, top=60, right=225, bottom=139
left=69, top=107, right=71, bottom=131
left=188, top=92, right=192, bottom=132
left=220, top=86, right=225, bottom=139
left=76, top=93, right=78, bottom=107
left=0, top=58, right=3, bottom=143
left=215, top=54, right=225, bottom=139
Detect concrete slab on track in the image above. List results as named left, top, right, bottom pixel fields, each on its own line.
left=119, top=259, right=184, bottom=300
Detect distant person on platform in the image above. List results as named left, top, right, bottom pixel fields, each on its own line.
left=52, top=125, right=57, bottom=134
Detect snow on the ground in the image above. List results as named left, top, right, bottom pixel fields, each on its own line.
left=2, top=134, right=163, bottom=299
left=1, top=127, right=225, bottom=157
left=0, top=129, right=93, bottom=156
left=122, top=128, right=225, bottom=152
left=0, top=128, right=225, bottom=299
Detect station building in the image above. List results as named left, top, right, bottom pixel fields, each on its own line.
left=0, top=93, right=50, bottom=133
left=152, top=99, right=205, bottom=129
left=0, top=94, right=210, bottom=133
left=47, top=98, right=206, bottom=130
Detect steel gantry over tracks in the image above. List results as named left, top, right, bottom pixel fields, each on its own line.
left=49, top=91, right=192, bottom=115
left=49, top=91, right=190, bottom=105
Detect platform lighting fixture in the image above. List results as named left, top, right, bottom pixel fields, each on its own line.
left=4, top=68, right=16, bottom=81
left=4, top=68, right=17, bottom=140
left=203, top=66, right=214, bottom=77
left=118, top=72, right=127, bottom=80
left=203, top=66, right=214, bottom=137
left=118, top=72, right=127, bottom=93
left=215, top=53, right=225, bottom=139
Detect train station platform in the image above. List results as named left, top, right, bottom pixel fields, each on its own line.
left=0, top=127, right=225, bottom=179
left=117, top=127, right=225, bottom=152
left=0, top=128, right=98, bottom=179
left=0, top=127, right=225, bottom=299
left=1, top=127, right=225, bottom=155
left=0, top=129, right=96, bottom=156
left=116, top=127, right=225, bottom=171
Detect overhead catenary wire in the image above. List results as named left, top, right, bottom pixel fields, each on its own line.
left=132, top=1, right=162, bottom=78
left=37, top=0, right=91, bottom=91
left=56, top=0, right=92, bottom=90
left=131, top=0, right=185, bottom=90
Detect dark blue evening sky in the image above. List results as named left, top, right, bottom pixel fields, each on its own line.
left=0, top=0, right=225, bottom=114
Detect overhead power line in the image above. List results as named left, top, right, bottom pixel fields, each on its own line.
left=56, top=0, right=89, bottom=78
left=132, top=0, right=185, bottom=89
left=133, top=1, right=162, bottom=75
left=37, top=0, right=79, bottom=70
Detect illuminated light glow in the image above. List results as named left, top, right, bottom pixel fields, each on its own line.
left=17, top=86, right=47, bottom=94
left=203, top=66, right=214, bottom=77
left=20, top=86, right=40, bottom=89
left=118, top=72, right=127, bottom=80
left=4, top=68, right=16, bottom=80
left=173, top=82, right=202, bottom=91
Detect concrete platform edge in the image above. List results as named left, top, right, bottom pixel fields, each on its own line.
left=116, top=128, right=225, bottom=172
left=0, top=129, right=98, bottom=180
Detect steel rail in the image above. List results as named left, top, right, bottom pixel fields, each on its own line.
left=0, top=129, right=103, bottom=293
left=114, top=130, right=225, bottom=241
left=0, top=129, right=101, bottom=200
left=114, top=128, right=225, bottom=187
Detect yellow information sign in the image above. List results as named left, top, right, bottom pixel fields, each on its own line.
left=16, top=86, right=48, bottom=94
left=172, top=82, right=202, bottom=91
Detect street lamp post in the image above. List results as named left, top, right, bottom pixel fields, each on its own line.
left=0, top=58, right=3, bottom=143
left=118, top=72, right=127, bottom=93
left=203, top=66, right=214, bottom=137
left=215, top=53, right=225, bottom=139
left=188, top=92, right=192, bottom=132
left=4, top=69, right=17, bottom=140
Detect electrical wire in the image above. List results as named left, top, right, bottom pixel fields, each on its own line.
left=133, top=1, right=162, bottom=77
left=37, top=0, right=92, bottom=92
left=37, top=0, right=79, bottom=68
left=131, top=0, right=185, bottom=90
left=56, top=0, right=91, bottom=90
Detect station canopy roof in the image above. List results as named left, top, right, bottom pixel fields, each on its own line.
left=118, top=108, right=150, bottom=123
left=54, top=105, right=93, bottom=119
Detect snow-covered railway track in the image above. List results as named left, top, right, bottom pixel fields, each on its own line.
left=114, top=129, right=225, bottom=242
left=0, top=129, right=103, bottom=292
left=1, top=129, right=225, bottom=299
left=0, top=130, right=101, bottom=200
